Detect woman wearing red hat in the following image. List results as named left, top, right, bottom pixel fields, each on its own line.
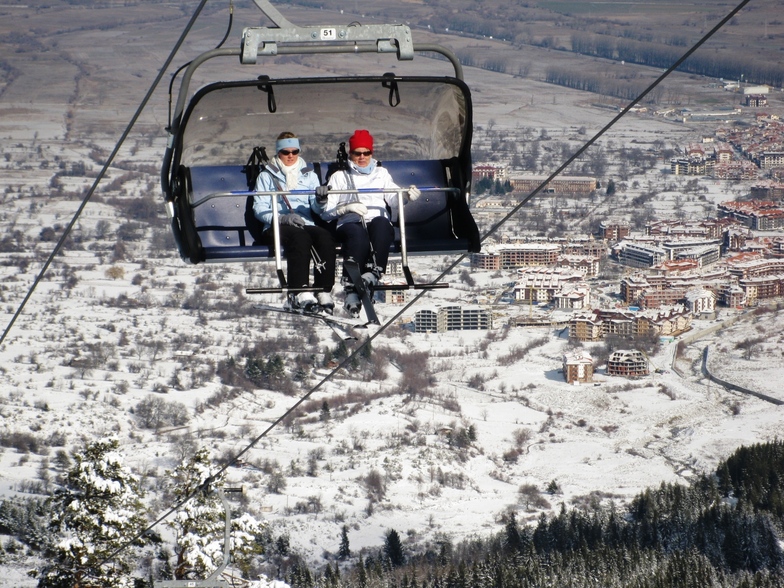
left=315, top=129, right=420, bottom=316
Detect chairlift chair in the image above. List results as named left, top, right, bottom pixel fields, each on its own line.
left=161, top=0, right=480, bottom=293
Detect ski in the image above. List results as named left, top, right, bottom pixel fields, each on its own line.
left=343, top=259, right=380, bottom=325
left=254, top=304, right=367, bottom=339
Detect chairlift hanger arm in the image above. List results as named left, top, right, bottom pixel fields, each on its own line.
left=241, top=23, right=414, bottom=63
left=244, top=0, right=414, bottom=63
left=168, top=0, right=463, bottom=128
left=252, top=0, right=295, bottom=29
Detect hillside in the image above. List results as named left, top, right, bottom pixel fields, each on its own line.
left=2, top=0, right=784, bottom=585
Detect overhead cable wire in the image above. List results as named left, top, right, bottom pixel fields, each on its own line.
left=0, top=0, right=213, bottom=347
left=104, top=0, right=752, bottom=567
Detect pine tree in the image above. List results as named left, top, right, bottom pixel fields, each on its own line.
left=165, top=447, right=266, bottom=580
left=503, top=511, right=524, bottom=554
left=384, top=528, right=405, bottom=567
left=36, top=438, right=150, bottom=588
left=339, top=524, right=351, bottom=559
left=357, top=553, right=368, bottom=588
left=324, top=562, right=336, bottom=588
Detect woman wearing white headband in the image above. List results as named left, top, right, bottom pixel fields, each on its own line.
left=253, top=131, right=336, bottom=314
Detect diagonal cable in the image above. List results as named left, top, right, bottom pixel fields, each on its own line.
left=0, top=0, right=212, bottom=347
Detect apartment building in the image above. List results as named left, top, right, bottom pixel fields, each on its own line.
left=514, top=267, right=585, bottom=304
left=728, top=257, right=784, bottom=280
left=646, top=219, right=726, bottom=240
left=639, top=288, right=688, bottom=309
left=414, top=305, right=492, bottom=333
left=508, top=175, right=597, bottom=194
left=615, top=241, right=668, bottom=268
left=750, top=182, right=784, bottom=200
left=472, top=164, right=508, bottom=182
left=712, top=161, right=759, bottom=180
left=745, top=94, right=767, bottom=107
left=620, top=269, right=727, bottom=312
left=599, top=221, right=631, bottom=242
left=684, top=288, right=716, bottom=316
left=563, top=239, right=608, bottom=259
left=758, top=152, right=784, bottom=170
left=556, top=254, right=599, bottom=277
left=607, top=350, right=649, bottom=378
left=671, top=157, right=710, bottom=176
left=552, top=284, right=591, bottom=310
left=569, top=307, right=692, bottom=341
left=562, top=353, right=594, bottom=384
left=669, top=243, right=722, bottom=268
left=471, top=243, right=560, bottom=270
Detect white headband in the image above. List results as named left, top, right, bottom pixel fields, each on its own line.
left=276, top=137, right=300, bottom=152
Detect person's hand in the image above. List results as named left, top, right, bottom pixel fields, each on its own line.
left=336, top=202, right=368, bottom=217
left=315, top=185, right=330, bottom=204
left=407, top=185, right=421, bottom=202
left=279, top=213, right=306, bottom=228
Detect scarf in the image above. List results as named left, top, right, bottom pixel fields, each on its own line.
left=274, top=156, right=305, bottom=191
left=350, top=158, right=376, bottom=175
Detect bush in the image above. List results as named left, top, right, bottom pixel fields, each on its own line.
left=105, top=266, right=125, bottom=280
left=364, top=469, right=386, bottom=502
left=0, top=431, right=44, bottom=454
left=132, top=394, right=189, bottom=430
left=518, top=483, right=551, bottom=511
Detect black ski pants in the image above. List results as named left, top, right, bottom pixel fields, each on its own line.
left=263, top=225, right=336, bottom=290
left=337, top=217, right=394, bottom=276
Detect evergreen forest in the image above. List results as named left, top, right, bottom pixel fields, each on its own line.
left=283, top=440, right=784, bottom=588
left=2, top=406, right=784, bottom=586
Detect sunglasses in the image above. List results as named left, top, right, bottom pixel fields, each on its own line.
left=351, top=150, right=372, bottom=157
left=279, top=149, right=300, bottom=156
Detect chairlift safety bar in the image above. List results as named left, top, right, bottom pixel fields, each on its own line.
left=241, top=188, right=451, bottom=293
left=188, top=187, right=459, bottom=208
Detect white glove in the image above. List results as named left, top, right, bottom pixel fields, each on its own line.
left=407, top=185, right=421, bottom=202
left=279, top=213, right=305, bottom=228
left=336, top=202, right=368, bottom=217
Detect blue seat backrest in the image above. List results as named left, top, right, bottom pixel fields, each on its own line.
left=186, top=160, right=467, bottom=261
left=187, top=165, right=263, bottom=254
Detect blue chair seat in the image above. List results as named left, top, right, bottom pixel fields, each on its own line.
left=184, top=160, right=473, bottom=262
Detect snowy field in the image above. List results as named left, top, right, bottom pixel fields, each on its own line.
left=2, top=237, right=783, bottom=578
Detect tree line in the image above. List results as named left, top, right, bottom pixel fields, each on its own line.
left=571, top=32, right=784, bottom=89
left=544, top=66, right=666, bottom=103
left=4, top=438, right=784, bottom=586
left=284, top=440, right=784, bottom=588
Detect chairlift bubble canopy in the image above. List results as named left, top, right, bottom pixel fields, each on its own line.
left=176, top=76, right=470, bottom=168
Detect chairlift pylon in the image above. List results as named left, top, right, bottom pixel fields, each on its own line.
left=154, top=487, right=243, bottom=588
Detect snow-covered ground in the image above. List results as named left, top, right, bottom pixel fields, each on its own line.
left=2, top=238, right=783, bottom=577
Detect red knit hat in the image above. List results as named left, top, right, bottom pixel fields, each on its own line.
left=349, top=129, right=373, bottom=152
